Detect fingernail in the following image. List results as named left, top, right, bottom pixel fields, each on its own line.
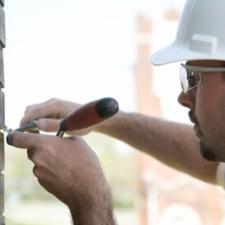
left=6, top=132, right=14, bottom=145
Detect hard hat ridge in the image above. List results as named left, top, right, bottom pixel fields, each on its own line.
left=151, top=0, right=225, bottom=65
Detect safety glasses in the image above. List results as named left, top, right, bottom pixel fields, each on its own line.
left=180, top=63, right=225, bottom=94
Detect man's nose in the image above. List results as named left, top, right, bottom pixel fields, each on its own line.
left=177, top=91, right=195, bottom=109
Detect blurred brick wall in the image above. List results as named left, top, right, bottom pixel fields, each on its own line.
left=135, top=13, right=224, bottom=225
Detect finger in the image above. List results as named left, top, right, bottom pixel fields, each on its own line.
left=27, top=148, right=40, bottom=165
left=37, top=118, right=60, bottom=132
left=27, top=148, right=35, bottom=161
left=20, top=99, right=63, bottom=127
left=24, top=98, right=59, bottom=114
left=7, top=132, right=44, bottom=149
left=32, top=165, right=39, bottom=177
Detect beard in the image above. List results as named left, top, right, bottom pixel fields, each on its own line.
left=189, top=110, right=217, bottom=161
left=199, top=140, right=216, bottom=161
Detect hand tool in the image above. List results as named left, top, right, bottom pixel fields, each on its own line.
left=3, top=120, right=39, bottom=133
left=14, top=120, right=39, bottom=132
left=56, top=97, right=119, bottom=137
left=10, top=97, right=119, bottom=137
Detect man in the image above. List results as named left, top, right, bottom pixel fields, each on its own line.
left=7, top=0, right=225, bottom=224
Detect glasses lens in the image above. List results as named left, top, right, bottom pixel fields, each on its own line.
left=188, top=72, right=200, bottom=90
left=179, top=64, right=188, bottom=93
left=180, top=64, right=201, bottom=93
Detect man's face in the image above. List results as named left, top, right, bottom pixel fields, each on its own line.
left=178, top=60, right=225, bottom=162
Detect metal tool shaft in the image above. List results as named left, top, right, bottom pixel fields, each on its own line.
left=14, top=120, right=38, bottom=132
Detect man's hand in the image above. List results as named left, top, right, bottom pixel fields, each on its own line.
left=20, top=98, right=94, bottom=136
left=7, top=132, right=115, bottom=225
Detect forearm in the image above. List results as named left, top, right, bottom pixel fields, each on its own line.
left=70, top=204, right=115, bottom=225
left=19, top=98, right=219, bottom=185
left=95, top=111, right=218, bottom=184
left=69, top=183, right=116, bottom=225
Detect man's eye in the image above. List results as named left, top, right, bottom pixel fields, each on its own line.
left=188, top=72, right=200, bottom=88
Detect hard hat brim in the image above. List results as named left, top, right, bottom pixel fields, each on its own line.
left=151, top=43, right=225, bottom=65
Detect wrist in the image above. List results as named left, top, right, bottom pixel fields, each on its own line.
left=94, top=110, right=125, bottom=134
left=68, top=183, right=116, bottom=225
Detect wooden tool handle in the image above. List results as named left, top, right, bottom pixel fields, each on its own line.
left=60, top=97, right=119, bottom=132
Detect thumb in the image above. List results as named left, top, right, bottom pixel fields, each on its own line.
left=37, top=118, right=60, bottom=132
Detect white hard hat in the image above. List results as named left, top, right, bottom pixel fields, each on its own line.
left=151, top=0, right=225, bottom=65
